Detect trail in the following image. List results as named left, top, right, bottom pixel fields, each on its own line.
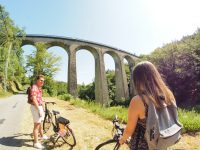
left=18, top=97, right=117, bottom=150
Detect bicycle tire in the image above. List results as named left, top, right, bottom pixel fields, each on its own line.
left=43, top=112, right=52, bottom=133
left=62, top=125, right=76, bottom=147
left=95, top=139, right=120, bottom=150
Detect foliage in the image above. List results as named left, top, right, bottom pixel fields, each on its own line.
left=78, top=82, right=95, bottom=101
left=58, top=93, right=73, bottom=101
left=26, top=43, right=61, bottom=78
left=43, top=76, right=57, bottom=97
left=106, top=70, right=116, bottom=101
left=140, top=28, right=200, bottom=106
left=13, top=80, right=24, bottom=90
left=77, top=63, right=131, bottom=105
left=26, top=42, right=61, bottom=96
left=0, top=5, right=26, bottom=92
left=56, top=81, right=68, bottom=96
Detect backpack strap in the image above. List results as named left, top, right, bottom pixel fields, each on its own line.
left=140, top=94, right=148, bottom=117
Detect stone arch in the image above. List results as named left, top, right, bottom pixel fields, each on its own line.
left=46, top=41, right=69, bottom=54
left=105, top=50, right=129, bottom=101
left=103, top=53, right=116, bottom=102
left=123, top=55, right=136, bottom=98
left=75, top=45, right=108, bottom=105
left=47, top=46, right=69, bottom=83
left=76, top=45, right=99, bottom=58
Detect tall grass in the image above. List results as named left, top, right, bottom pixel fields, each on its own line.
left=178, top=107, right=200, bottom=133
left=58, top=95, right=200, bottom=133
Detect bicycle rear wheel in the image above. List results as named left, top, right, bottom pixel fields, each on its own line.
left=62, top=125, right=76, bottom=147
left=95, top=139, right=120, bottom=150
left=43, top=112, right=52, bottom=133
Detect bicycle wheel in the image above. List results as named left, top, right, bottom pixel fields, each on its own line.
left=62, top=125, right=76, bottom=147
left=95, top=139, right=120, bottom=150
left=43, top=112, right=52, bottom=133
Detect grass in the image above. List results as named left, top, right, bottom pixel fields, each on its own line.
left=58, top=96, right=200, bottom=133
left=69, top=98, right=128, bottom=123
left=0, top=91, right=12, bottom=98
left=178, top=107, right=200, bottom=133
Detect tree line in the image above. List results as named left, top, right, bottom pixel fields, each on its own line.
left=0, top=5, right=199, bottom=107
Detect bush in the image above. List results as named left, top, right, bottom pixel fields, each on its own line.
left=58, top=93, right=73, bottom=101
left=42, top=89, right=50, bottom=97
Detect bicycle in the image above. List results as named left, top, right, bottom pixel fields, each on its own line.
left=95, top=115, right=129, bottom=150
left=43, top=102, right=76, bottom=147
left=43, top=101, right=56, bottom=133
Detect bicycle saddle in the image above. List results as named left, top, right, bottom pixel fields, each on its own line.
left=57, top=116, right=70, bottom=125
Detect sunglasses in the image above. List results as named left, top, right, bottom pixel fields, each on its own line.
left=39, top=79, right=45, bottom=82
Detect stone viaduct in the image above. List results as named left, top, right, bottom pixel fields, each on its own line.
left=21, top=34, right=138, bottom=105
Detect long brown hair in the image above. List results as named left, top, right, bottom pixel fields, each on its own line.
left=133, top=61, right=175, bottom=107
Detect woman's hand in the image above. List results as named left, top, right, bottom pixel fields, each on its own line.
left=119, top=136, right=126, bottom=145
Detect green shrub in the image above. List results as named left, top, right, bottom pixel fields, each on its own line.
left=58, top=93, right=73, bottom=101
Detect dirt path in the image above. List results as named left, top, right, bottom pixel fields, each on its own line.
left=18, top=97, right=200, bottom=150
left=18, top=97, right=124, bottom=150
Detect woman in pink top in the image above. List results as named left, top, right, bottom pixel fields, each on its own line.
left=30, top=75, right=48, bottom=149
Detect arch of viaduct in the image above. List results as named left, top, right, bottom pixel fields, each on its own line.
left=22, top=34, right=138, bottom=105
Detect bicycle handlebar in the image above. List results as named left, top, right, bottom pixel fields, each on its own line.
left=112, top=116, right=130, bottom=145
left=45, top=101, right=56, bottom=105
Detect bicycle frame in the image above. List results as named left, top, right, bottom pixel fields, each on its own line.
left=95, top=115, right=128, bottom=150
left=43, top=102, right=76, bottom=147
left=43, top=101, right=56, bottom=133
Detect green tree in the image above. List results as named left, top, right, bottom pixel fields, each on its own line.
left=26, top=42, right=61, bottom=96
left=0, top=5, right=25, bottom=92
left=56, top=81, right=68, bottom=96
left=142, top=28, right=200, bottom=106
left=26, top=43, right=61, bottom=77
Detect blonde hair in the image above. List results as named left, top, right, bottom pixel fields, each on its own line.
left=36, top=74, right=45, bottom=81
left=133, top=61, right=175, bottom=107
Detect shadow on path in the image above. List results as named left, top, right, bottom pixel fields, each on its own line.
left=44, top=136, right=75, bottom=150
left=0, top=133, right=75, bottom=150
left=0, top=133, right=33, bottom=148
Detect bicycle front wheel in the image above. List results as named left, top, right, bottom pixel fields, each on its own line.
left=43, top=112, right=52, bottom=133
left=62, top=125, right=76, bottom=147
left=95, top=139, right=120, bottom=150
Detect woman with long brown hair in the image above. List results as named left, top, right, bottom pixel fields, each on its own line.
left=119, top=61, right=176, bottom=149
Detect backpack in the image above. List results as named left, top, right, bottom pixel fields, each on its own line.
left=27, top=86, right=33, bottom=104
left=144, top=98, right=183, bottom=150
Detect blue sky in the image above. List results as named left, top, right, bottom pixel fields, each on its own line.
left=1, top=0, right=200, bottom=84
